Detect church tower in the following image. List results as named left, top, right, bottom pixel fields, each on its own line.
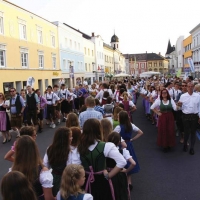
left=111, top=33, right=119, bottom=50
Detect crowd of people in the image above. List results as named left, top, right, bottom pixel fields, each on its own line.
left=1, top=75, right=200, bottom=200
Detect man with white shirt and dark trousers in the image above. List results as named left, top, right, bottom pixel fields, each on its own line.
left=178, top=82, right=200, bottom=155
left=45, top=86, right=60, bottom=128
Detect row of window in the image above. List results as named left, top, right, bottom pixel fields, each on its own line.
left=192, top=49, right=200, bottom=62
left=84, top=47, right=94, bottom=56
left=0, top=14, right=55, bottom=47
left=193, top=33, right=200, bottom=48
left=148, top=62, right=163, bottom=67
left=105, top=55, right=114, bottom=63
left=65, top=38, right=81, bottom=51
left=185, top=44, right=191, bottom=52
left=0, top=49, right=56, bottom=69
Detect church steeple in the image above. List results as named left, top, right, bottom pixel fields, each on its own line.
left=166, top=40, right=172, bottom=55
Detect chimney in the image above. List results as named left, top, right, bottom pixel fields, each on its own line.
left=92, top=32, right=95, bottom=37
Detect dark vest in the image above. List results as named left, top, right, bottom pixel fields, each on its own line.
left=27, top=93, right=36, bottom=110
left=10, top=95, right=22, bottom=114
left=60, top=193, right=84, bottom=200
left=80, top=142, right=106, bottom=172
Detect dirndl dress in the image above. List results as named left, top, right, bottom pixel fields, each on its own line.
left=120, top=125, right=140, bottom=174
left=0, top=104, right=11, bottom=131
left=106, top=150, right=129, bottom=200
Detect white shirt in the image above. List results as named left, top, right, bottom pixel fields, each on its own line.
left=60, top=89, right=70, bottom=100
left=57, top=191, right=93, bottom=200
left=45, top=92, right=60, bottom=105
left=150, top=98, right=177, bottom=111
left=179, top=92, right=200, bottom=117
left=43, top=146, right=81, bottom=168
left=114, top=123, right=140, bottom=133
left=95, top=89, right=113, bottom=100
left=173, top=89, right=181, bottom=101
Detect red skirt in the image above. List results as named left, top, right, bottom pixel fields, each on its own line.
left=157, top=112, right=175, bottom=147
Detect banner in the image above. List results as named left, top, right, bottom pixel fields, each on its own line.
left=188, top=58, right=195, bottom=72
left=176, top=68, right=181, bottom=77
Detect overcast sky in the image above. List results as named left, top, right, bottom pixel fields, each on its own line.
left=9, top=0, right=200, bottom=56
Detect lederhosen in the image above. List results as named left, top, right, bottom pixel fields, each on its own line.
left=61, top=90, right=68, bottom=114
left=55, top=91, right=61, bottom=111
left=46, top=93, right=55, bottom=120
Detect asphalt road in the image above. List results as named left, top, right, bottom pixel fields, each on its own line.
left=0, top=98, right=200, bottom=200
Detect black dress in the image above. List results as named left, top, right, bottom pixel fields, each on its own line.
left=106, top=149, right=130, bottom=200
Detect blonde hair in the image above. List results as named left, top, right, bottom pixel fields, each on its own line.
left=113, top=106, right=123, bottom=121
left=101, top=118, right=113, bottom=142
left=122, top=92, right=129, bottom=101
left=60, top=164, right=84, bottom=199
left=194, top=84, right=200, bottom=92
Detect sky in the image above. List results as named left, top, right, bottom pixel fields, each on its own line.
left=9, top=0, right=200, bottom=56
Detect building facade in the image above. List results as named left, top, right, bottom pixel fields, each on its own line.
left=176, top=36, right=184, bottom=72
left=147, top=53, right=168, bottom=74
left=53, top=22, right=85, bottom=88
left=190, top=23, right=200, bottom=75
left=91, top=34, right=105, bottom=82
left=0, top=0, right=60, bottom=95
left=183, top=35, right=192, bottom=73
left=83, top=35, right=95, bottom=85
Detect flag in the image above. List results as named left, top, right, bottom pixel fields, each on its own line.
left=188, top=58, right=195, bottom=73
left=176, top=68, right=181, bottom=77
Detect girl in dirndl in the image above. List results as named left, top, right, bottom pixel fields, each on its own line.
left=106, top=131, right=136, bottom=200
left=0, top=92, right=11, bottom=144
left=114, top=111, right=143, bottom=189
left=56, top=164, right=93, bottom=200
left=78, top=118, right=126, bottom=200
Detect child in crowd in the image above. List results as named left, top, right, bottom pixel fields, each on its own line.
left=56, top=164, right=93, bottom=200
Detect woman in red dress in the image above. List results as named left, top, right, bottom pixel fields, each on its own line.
left=151, top=89, right=177, bottom=152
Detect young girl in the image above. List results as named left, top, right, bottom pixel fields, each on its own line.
left=107, top=131, right=136, bottom=200
left=114, top=111, right=143, bottom=188
left=11, top=135, right=54, bottom=200
left=1, top=171, right=37, bottom=200
left=78, top=118, right=126, bottom=200
left=4, top=126, right=37, bottom=162
left=43, top=127, right=73, bottom=196
left=56, top=164, right=93, bottom=200
left=66, top=113, right=80, bottom=128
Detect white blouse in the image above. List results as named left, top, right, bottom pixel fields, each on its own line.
left=150, top=98, right=177, bottom=111
left=56, top=191, right=93, bottom=200
left=121, top=148, right=132, bottom=161
left=43, top=145, right=81, bottom=168
left=114, top=123, right=140, bottom=133
left=9, top=168, right=53, bottom=188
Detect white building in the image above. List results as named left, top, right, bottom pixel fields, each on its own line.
left=190, top=23, right=200, bottom=73
left=83, top=35, right=95, bottom=85
left=176, top=36, right=184, bottom=71
left=53, top=22, right=85, bottom=88
left=91, top=33, right=105, bottom=82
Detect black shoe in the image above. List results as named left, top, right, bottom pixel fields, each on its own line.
left=163, top=148, right=168, bottom=153
left=189, top=148, right=195, bottom=155
left=183, top=145, right=188, bottom=152
left=7, top=135, right=12, bottom=142
left=38, top=129, right=43, bottom=133
left=2, top=139, right=7, bottom=144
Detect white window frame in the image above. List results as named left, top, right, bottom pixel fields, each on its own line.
left=18, top=18, right=27, bottom=40
left=0, top=12, right=4, bottom=35
left=50, top=31, right=55, bottom=47
left=0, top=44, right=6, bottom=68
left=65, top=38, right=67, bottom=48
left=37, top=26, right=43, bottom=44
left=20, top=47, right=29, bottom=68
left=74, top=41, right=76, bottom=50
left=63, top=59, right=66, bottom=70
left=52, top=53, right=56, bottom=69
left=38, top=51, right=44, bottom=68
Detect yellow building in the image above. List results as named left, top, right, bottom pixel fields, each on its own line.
left=147, top=53, right=168, bottom=73
left=183, top=35, right=192, bottom=69
left=103, top=43, right=114, bottom=74
left=0, top=0, right=60, bottom=96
